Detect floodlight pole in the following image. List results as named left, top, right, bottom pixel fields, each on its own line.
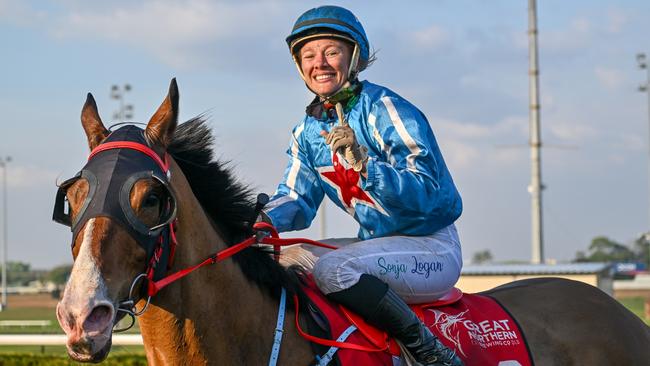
left=637, top=53, right=650, bottom=231
left=0, top=156, right=11, bottom=311
left=319, top=203, right=327, bottom=239
left=111, top=84, right=134, bottom=122
left=528, top=0, right=544, bottom=264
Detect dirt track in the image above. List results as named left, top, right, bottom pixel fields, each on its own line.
left=7, top=294, right=59, bottom=308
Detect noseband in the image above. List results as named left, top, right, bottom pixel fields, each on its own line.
left=53, top=125, right=178, bottom=331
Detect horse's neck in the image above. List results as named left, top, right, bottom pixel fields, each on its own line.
left=137, top=162, right=311, bottom=365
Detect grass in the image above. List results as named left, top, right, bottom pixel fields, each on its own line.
left=618, top=297, right=650, bottom=325
left=0, top=295, right=144, bottom=357
left=0, top=345, right=144, bottom=355
left=0, top=305, right=140, bottom=335
left=0, top=307, right=60, bottom=334
left=0, top=352, right=147, bottom=365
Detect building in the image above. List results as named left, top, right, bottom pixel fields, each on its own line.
left=457, top=263, right=614, bottom=295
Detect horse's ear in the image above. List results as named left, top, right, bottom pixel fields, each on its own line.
left=81, top=93, right=109, bottom=151
left=146, top=78, right=179, bottom=149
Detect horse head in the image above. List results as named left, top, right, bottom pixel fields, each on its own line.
left=55, top=79, right=180, bottom=362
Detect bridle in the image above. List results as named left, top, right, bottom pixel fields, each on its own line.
left=53, top=125, right=178, bottom=331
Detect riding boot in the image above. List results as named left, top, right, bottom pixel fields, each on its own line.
left=327, top=274, right=463, bottom=366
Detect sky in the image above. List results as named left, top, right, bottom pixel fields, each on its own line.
left=1, top=0, right=650, bottom=269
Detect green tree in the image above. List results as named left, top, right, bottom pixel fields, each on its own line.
left=575, top=236, right=636, bottom=263
left=632, top=234, right=650, bottom=268
left=2, top=261, right=39, bottom=286
left=45, top=264, right=73, bottom=285
left=472, top=249, right=493, bottom=264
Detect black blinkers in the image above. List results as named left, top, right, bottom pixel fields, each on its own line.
left=53, top=125, right=177, bottom=260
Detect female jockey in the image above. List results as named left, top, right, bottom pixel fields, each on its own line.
left=261, top=6, right=464, bottom=366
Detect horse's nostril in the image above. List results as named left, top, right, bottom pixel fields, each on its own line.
left=83, top=305, right=113, bottom=333
left=89, top=305, right=110, bottom=322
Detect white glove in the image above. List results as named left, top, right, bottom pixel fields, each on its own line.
left=324, top=125, right=368, bottom=172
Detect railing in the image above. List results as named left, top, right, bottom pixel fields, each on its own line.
left=0, top=320, right=52, bottom=327
left=0, top=334, right=143, bottom=345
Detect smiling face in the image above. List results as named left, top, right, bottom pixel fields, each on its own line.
left=298, top=38, right=352, bottom=97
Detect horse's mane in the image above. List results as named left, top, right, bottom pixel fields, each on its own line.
left=168, top=117, right=304, bottom=301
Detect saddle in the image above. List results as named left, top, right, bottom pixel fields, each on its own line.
left=299, top=276, right=532, bottom=366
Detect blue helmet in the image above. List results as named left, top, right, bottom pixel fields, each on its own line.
left=286, top=6, right=370, bottom=76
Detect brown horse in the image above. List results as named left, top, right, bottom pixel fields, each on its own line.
left=55, top=80, right=650, bottom=365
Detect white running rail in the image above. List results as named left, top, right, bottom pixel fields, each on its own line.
left=0, top=334, right=143, bottom=345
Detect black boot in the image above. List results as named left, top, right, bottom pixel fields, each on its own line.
left=328, top=275, right=463, bottom=366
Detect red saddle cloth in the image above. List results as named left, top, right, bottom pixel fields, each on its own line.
left=301, top=277, right=533, bottom=366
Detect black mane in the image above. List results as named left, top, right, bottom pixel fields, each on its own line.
left=168, top=117, right=304, bottom=301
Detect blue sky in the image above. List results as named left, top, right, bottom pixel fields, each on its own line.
left=1, top=0, right=649, bottom=268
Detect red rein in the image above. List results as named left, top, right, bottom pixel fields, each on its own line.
left=146, top=222, right=338, bottom=297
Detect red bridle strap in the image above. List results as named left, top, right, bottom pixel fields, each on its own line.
left=89, top=141, right=170, bottom=173
left=146, top=222, right=339, bottom=297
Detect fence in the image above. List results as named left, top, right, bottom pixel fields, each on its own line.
left=0, top=334, right=143, bottom=345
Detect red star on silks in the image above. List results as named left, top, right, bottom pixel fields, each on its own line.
left=319, top=154, right=387, bottom=215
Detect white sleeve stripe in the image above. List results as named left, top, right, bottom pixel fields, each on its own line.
left=264, top=195, right=295, bottom=211
left=382, top=97, right=421, bottom=172
left=367, top=113, right=386, bottom=152
left=286, top=123, right=305, bottom=199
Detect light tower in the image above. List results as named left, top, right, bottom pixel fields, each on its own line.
left=110, top=84, right=134, bottom=122
left=636, top=53, right=650, bottom=230
left=528, top=0, right=544, bottom=264
left=0, top=156, right=11, bottom=311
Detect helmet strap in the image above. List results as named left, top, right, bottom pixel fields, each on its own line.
left=292, top=53, right=307, bottom=81
left=348, top=44, right=360, bottom=80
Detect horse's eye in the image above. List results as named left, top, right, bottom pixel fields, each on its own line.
left=143, top=193, right=161, bottom=208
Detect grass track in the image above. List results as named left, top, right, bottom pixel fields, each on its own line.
left=0, top=305, right=140, bottom=334
left=618, top=297, right=650, bottom=325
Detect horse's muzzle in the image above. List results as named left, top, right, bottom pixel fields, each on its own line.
left=56, top=301, right=115, bottom=362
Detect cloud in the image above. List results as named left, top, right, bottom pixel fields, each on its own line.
left=4, top=164, right=59, bottom=189
left=4, top=0, right=290, bottom=70
left=571, top=18, right=591, bottom=34
left=438, top=139, right=480, bottom=170
left=0, top=0, right=48, bottom=26
left=594, top=66, right=626, bottom=89
left=541, top=17, right=594, bottom=52
left=606, top=8, right=628, bottom=34
left=612, top=133, right=645, bottom=152
left=409, top=24, right=449, bottom=48
left=435, top=117, right=492, bottom=139
left=594, top=66, right=624, bottom=89
left=549, top=123, right=599, bottom=142
left=431, top=115, right=529, bottom=171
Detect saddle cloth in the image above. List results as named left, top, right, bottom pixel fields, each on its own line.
left=301, top=277, right=533, bottom=366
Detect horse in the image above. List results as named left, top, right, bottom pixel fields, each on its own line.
left=55, top=79, right=650, bottom=365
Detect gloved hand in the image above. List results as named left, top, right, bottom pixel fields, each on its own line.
left=256, top=211, right=272, bottom=224
left=253, top=211, right=273, bottom=242
left=323, top=125, right=369, bottom=173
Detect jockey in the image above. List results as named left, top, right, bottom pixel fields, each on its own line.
left=261, top=6, right=464, bottom=366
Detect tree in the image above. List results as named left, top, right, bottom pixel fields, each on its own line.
left=575, top=236, right=636, bottom=263
left=45, top=264, right=73, bottom=286
left=472, top=249, right=493, bottom=264
left=632, top=234, right=650, bottom=268
left=2, top=261, right=39, bottom=286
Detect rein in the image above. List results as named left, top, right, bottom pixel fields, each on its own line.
left=140, top=222, right=388, bottom=356
left=146, top=222, right=338, bottom=297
